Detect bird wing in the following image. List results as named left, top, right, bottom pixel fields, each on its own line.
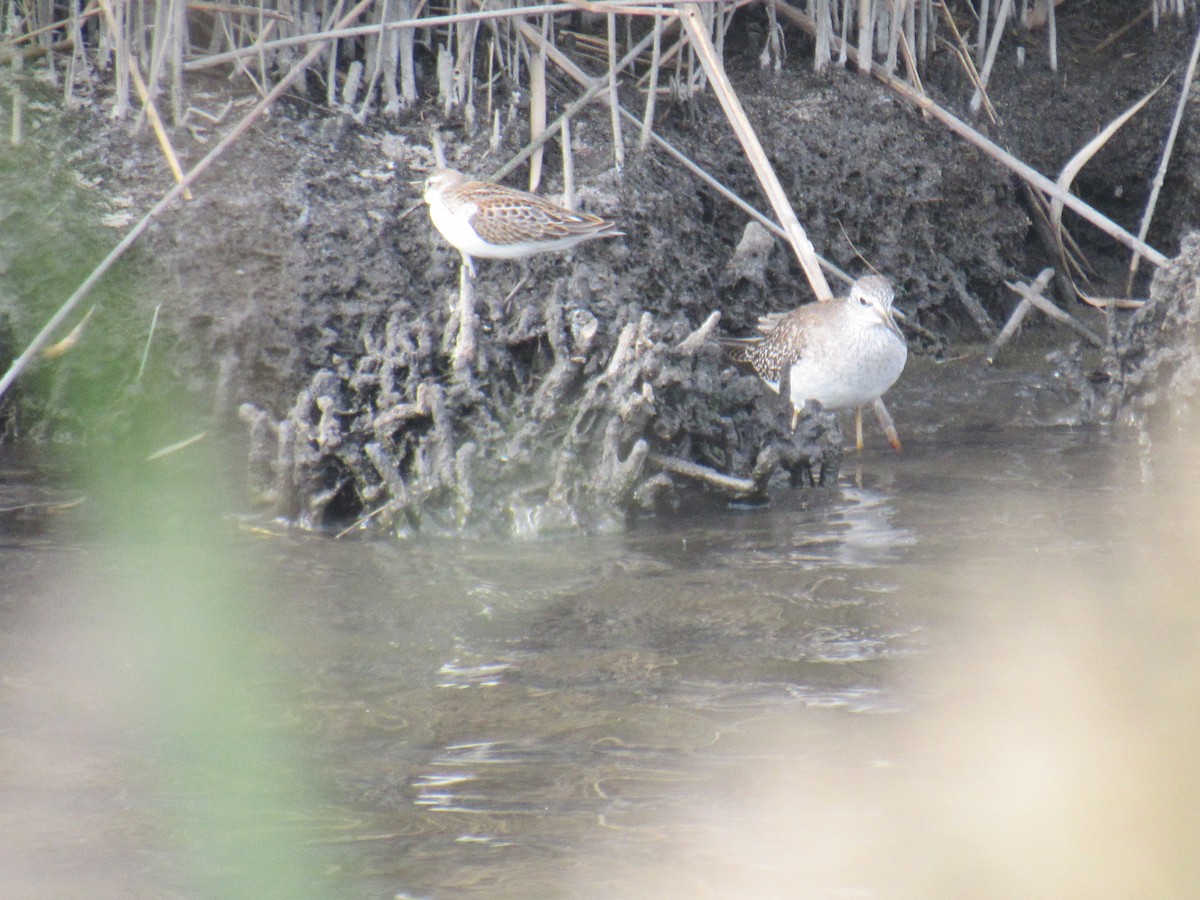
left=460, top=183, right=616, bottom=246
left=721, top=308, right=814, bottom=383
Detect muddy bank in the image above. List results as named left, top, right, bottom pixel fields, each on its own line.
left=5, top=6, right=1200, bottom=535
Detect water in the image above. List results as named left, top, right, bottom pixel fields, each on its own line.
left=6, top=404, right=1199, bottom=898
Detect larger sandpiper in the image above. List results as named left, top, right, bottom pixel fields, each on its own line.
left=722, top=274, right=908, bottom=450
left=419, top=168, right=622, bottom=275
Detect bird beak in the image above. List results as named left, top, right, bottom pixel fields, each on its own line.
left=408, top=179, right=424, bottom=189
left=882, top=309, right=905, bottom=341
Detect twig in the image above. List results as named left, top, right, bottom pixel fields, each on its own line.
left=1006, top=268, right=1103, bottom=348
left=147, top=431, right=209, bottom=461
left=987, top=268, right=1053, bottom=363
left=675, top=310, right=721, bottom=354
left=970, top=0, right=1011, bottom=115
left=646, top=451, right=759, bottom=495
left=640, top=7, right=665, bottom=150
left=0, top=0, right=377, bottom=403
left=986, top=297, right=1031, bottom=364
left=136, top=303, right=162, bottom=381
left=1127, top=17, right=1200, bottom=292
left=1094, top=4, right=1153, bottom=52
left=607, top=12, right=626, bottom=168
left=871, top=396, right=901, bottom=451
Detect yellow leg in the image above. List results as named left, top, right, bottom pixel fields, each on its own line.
left=855, top=406, right=864, bottom=452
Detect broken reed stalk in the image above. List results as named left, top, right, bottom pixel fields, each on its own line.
left=528, top=15, right=548, bottom=190
left=857, top=0, right=873, bottom=74
left=1127, top=16, right=1200, bottom=292
left=646, top=451, right=758, bottom=495
left=987, top=267, right=1054, bottom=363
left=970, top=0, right=1011, bottom=114
left=937, top=2, right=998, bottom=122
left=513, top=15, right=852, bottom=287
left=678, top=4, right=834, bottom=301
left=977, top=0, right=991, bottom=64
left=1050, top=77, right=1166, bottom=288
left=97, top=0, right=193, bottom=200
left=607, top=12, right=626, bottom=168
left=0, top=0, right=378, bottom=403
left=451, top=261, right=478, bottom=381
left=561, top=115, right=575, bottom=207
left=1008, top=267, right=1103, bottom=347
left=1046, top=0, right=1057, bottom=73
left=181, top=3, right=579, bottom=72
left=769, top=0, right=1170, bottom=268
left=639, top=6, right=665, bottom=151
left=491, top=15, right=662, bottom=182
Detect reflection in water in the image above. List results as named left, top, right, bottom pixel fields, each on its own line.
left=4, top=426, right=1200, bottom=897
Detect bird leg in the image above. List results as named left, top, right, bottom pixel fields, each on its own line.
left=855, top=406, right=864, bottom=452
left=460, top=251, right=477, bottom=280
left=452, top=259, right=478, bottom=382
left=871, top=397, right=902, bottom=451
left=502, top=260, right=531, bottom=312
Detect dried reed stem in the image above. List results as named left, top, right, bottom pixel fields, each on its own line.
left=987, top=267, right=1052, bottom=363
left=1007, top=268, right=1103, bottom=347
left=678, top=5, right=833, bottom=300
left=1049, top=77, right=1167, bottom=280
left=646, top=451, right=758, bottom=495
left=970, top=0, right=1011, bottom=114
left=0, top=0, right=378, bottom=402
left=769, top=0, right=1170, bottom=268
left=528, top=15, right=548, bottom=189
left=1127, top=16, right=1200, bottom=291
left=97, top=0, right=193, bottom=200
left=607, top=11, right=626, bottom=168
left=182, top=3, right=579, bottom=72
left=639, top=7, right=665, bottom=150
left=494, top=16, right=660, bottom=181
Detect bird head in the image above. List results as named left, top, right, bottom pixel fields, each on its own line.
left=848, top=274, right=904, bottom=341
left=414, top=167, right=468, bottom=203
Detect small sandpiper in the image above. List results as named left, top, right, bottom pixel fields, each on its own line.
left=722, top=274, right=908, bottom=450
left=418, top=168, right=622, bottom=276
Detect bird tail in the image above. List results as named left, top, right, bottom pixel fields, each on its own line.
left=717, top=335, right=762, bottom=368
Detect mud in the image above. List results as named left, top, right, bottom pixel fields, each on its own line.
left=6, top=4, right=1200, bottom=535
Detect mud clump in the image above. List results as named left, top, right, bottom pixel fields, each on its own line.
left=1110, top=232, right=1200, bottom=444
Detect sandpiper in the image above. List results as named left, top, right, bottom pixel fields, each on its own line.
left=722, top=274, right=908, bottom=450
left=418, top=168, right=622, bottom=276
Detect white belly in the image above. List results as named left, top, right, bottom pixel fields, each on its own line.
left=429, top=198, right=583, bottom=260
left=763, top=329, right=907, bottom=411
